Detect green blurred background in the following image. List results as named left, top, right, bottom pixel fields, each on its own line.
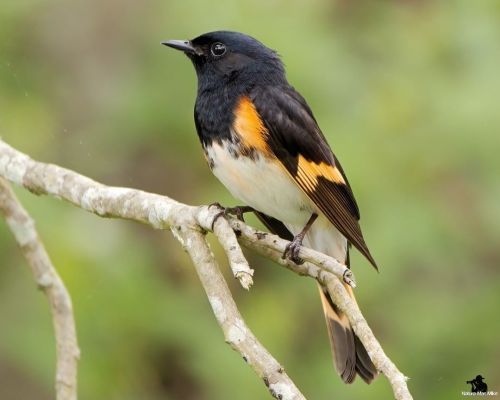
left=1, top=0, right=499, bottom=399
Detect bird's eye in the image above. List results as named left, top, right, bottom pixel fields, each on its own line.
left=211, top=42, right=226, bottom=57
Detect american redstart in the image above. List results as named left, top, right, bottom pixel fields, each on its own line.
left=163, top=31, right=378, bottom=384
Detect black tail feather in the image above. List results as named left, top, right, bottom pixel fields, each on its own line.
left=319, top=286, right=378, bottom=384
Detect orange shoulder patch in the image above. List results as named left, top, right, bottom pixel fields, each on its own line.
left=297, top=155, right=346, bottom=189
left=233, top=96, right=269, bottom=152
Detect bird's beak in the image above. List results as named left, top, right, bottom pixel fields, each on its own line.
left=161, top=39, right=199, bottom=55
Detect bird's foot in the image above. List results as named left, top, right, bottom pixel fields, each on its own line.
left=281, top=213, right=318, bottom=265
left=223, top=205, right=254, bottom=222
left=282, top=234, right=305, bottom=265
left=209, top=203, right=254, bottom=230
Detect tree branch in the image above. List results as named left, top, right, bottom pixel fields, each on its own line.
left=0, top=139, right=413, bottom=400
left=175, top=226, right=305, bottom=399
left=208, top=207, right=254, bottom=289
left=0, top=177, right=80, bottom=400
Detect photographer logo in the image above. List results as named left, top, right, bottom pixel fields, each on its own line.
left=463, top=375, right=497, bottom=397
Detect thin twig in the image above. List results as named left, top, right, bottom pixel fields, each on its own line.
left=228, top=218, right=356, bottom=288
left=0, top=177, right=80, bottom=400
left=197, top=205, right=254, bottom=289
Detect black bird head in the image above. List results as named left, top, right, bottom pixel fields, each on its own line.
left=162, top=31, right=286, bottom=90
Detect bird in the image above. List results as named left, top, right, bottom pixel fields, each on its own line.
left=162, top=31, right=378, bottom=384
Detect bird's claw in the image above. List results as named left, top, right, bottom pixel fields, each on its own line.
left=209, top=203, right=254, bottom=230
left=283, top=239, right=304, bottom=265
left=209, top=202, right=224, bottom=210
left=225, top=206, right=247, bottom=222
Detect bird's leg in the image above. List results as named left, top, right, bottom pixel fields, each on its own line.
left=283, top=213, right=318, bottom=264
left=209, top=202, right=255, bottom=230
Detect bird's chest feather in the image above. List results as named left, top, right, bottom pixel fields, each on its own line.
left=204, top=140, right=314, bottom=225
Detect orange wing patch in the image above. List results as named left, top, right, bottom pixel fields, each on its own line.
left=297, top=155, right=346, bottom=189
left=233, top=96, right=269, bottom=153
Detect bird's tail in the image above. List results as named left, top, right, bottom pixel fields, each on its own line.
left=318, top=283, right=378, bottom=384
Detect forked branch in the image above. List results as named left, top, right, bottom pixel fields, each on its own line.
left=0, top=139, right=412, bottom=400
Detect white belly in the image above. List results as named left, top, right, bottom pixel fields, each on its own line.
left=206, top=141, right=348, bottom=264
left=206, top=142, right=314, bottom=225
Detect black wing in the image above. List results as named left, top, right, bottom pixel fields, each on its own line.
left=250, top=85, right=377, bottom=269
